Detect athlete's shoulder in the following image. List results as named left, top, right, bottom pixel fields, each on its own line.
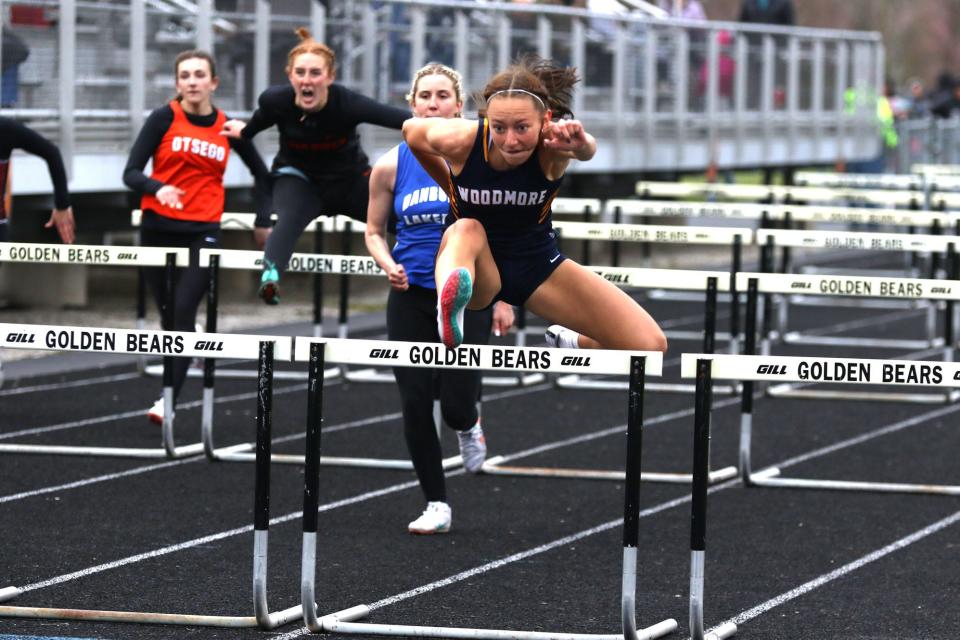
left=257, top=85, right=297, bottom=111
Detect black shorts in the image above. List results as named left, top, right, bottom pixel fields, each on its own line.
left=489, top=231, right=566, bottom=306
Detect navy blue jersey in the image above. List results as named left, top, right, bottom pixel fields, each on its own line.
left=448, top=119, right=563, bottom=254
left=392, top=143, right=449, bottom=289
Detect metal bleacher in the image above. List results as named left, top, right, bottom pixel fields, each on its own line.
left=1, top=0, right=889, bottom=198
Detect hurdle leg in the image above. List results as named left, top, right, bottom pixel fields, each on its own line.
left=202, top=255, right=220, bottom=460
left=301, top=342, right=373, bottom=632
left=689, top=359, right=737, bottom=640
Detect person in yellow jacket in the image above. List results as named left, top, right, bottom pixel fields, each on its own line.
left=844, top=82, right=898, bottom=173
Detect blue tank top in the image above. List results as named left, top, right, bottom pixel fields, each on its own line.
left=392, top=143, right=450, bottom=289
left=448, top=119, right=563, bottom=253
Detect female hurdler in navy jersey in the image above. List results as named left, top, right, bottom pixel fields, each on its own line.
left=366, top=63, right=515, bottom=534
left=403, top=56, right=666, bottom=353
left=124, top=50, right=272, bottom=424
left=221, top=28, right=410, bottom=305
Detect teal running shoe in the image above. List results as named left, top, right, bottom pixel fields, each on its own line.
left=437, top=267, right=472, bottom=349
left=259, top=260, right=280, bottom=305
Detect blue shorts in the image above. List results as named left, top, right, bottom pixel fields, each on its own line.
left=488, top=230, right=566, bottom=306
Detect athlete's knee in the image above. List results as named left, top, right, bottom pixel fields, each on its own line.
left=445, top=218, right=487, bottom=243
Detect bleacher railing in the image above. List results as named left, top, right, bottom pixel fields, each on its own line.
left=1, top=0, right=883, bottom=191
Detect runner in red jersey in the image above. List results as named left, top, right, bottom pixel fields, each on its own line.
left=124, top=50, right=271, bottom=424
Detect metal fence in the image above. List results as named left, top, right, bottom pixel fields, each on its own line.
left=1, top=0, right=889, bottom=192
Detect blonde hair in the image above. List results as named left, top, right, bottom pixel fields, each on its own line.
left=286, top=27, right=336, bottom=75
left=406, top=62, right=465, bottom=107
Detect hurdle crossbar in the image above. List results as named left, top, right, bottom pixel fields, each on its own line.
left=0, top=338, right=339, bottom=630
left=297, top=342, right=676, bottom=639
left=607, top=198, right=954, bottom=229
left=757, top=226, right=953, bottom=322
left=0, top=322, right=292, bottom=459
left=680, top=351, right=960, bottom=495
left=736, top=264, right=958, bottom=354
left=636, top=180, right=953, bottom=209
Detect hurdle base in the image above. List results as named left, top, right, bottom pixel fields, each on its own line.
left=210, top=443, right=463, bottom=470
left=0, top=603, right=301, bottom=629
left=704, top=621, right=739, bottom=640
left=766, top=383, right=958, bottom=405
left=144, top=362, right=341, bottom=381
left=748, top=469, right=960, bottom=496
left=556, top=375, right=739, bottom=396
left=322, top=617, right=677, bottom=640
left=781, top=333, right=942, bottom=350
left=0, top=442, right=205, bottom=459
left=0, top=587, right=20, bottom=602
left=481, top=457, right=738, bottom=485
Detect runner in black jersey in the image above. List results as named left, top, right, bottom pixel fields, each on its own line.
left=221, top=28, right=409, bottom=305
left=0, top=116, right=74, bottom=243
left=405, top=55, right=666, bottom=353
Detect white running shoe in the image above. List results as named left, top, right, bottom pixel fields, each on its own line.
left=457, top=422, right=487, bottom=473
left=146, top=398, right=165, bottom=425
left=408, top=501, right=452, bottom=534
left=545, top=324, right=581, bottom=349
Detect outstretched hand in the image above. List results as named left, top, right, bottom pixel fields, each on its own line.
left=220, top=119, right=247, bottom=139
left=541, top=119, right=589, bottom=153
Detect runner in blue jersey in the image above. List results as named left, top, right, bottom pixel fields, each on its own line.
left=366, top=63, right=514, bottom=535
left=404, top=55, right=666, bottom=353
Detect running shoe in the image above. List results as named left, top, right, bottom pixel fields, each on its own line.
left=259, top=259, right=280, bottom=305
left=457, top=422, right=487, bottom=473
left=437, top=267, right=472, bottom=349
left=147, top=398, right=165, bottom=425
left=545, top=324, right=580, bottom=349
left=408, top=501, right=452, bottom=535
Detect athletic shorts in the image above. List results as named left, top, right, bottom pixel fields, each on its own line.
left=488, top=231, right=567, bottom=306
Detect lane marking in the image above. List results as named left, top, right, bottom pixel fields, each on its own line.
left=707, top=508, right=960, bottom=637
left=0, top=371, right=141, bottom=397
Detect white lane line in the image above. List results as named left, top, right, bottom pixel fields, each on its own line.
left=17, top=477, right=429, bottom=594
left=0, top=384, right=552, bottom=504
left=7, top=352, right=958, bottom=631
left=0, top=371, right=142, bottom=397
left=706, top=507, right=960, bottom=637
left=273, top=485, right=738, bottom=640
left=0, top=384, right=302, bottom=440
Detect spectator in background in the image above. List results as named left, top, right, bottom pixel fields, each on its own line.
left=697, top=30, right=735, bottom=104
left=905, top=78, right=928, bottom=119
left=1, top=25, right=30, bottom=107
left=929, top=72, right=959, bottom=119
left=659, top=0, right=706, bottom=21
left=738, top=0, right=794, bottom=26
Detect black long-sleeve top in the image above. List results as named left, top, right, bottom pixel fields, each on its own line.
left=240, top=84, right=409, bottom=183
left=123, top=104, right=273, bottom=231
left=0, top=116, right=71, bottom=212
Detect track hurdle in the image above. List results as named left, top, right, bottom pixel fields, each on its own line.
left=131, top=210, right=363, bottom=376
left=295, top=338, right=678, bottom=640
left=0, top=241, right=188, bottom=387
left=913, top=163, right=960, bottom=177
left=755, top=229, right=959, bottom=343
left=0, top=322, right=292, bottom=459
left=738, top=271, right=959, bottom=405
left=738, top=247, right=959, bottom=358
left=635, top=180, right=960, bottom=211
left=0, top=331, right=363, bottom=630
left=681, top=351, right=960, bottom=495
left=606, top=198, right=953, bottom=232
left=195, top=249, right=461, bottom=471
